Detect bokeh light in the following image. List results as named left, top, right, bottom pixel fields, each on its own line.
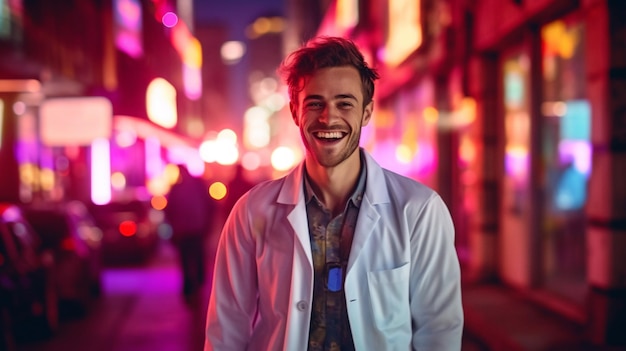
left=209, top=181, right=227, bottom=200
left=271, top=146, right=296, bottom=171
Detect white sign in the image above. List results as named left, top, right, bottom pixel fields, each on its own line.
left=40, top=96, right=112, bottom=146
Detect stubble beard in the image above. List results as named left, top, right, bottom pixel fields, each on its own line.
left=302, top=126, right=362, bottom=168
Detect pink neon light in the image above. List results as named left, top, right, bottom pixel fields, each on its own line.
left=183, top=64, right=202, bottom=100
left=161, top=12, right=178, bottom=28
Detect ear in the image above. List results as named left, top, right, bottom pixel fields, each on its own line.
left=362, top=101, right=373, bottom=127
left=290, top=101, right=300, bottom=127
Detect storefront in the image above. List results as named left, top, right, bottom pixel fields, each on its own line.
left=470, top=0, right=625, bottom=344
left=318, top=0, right=625, bottom=346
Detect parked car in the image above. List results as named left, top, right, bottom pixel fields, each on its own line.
left=89, top=199, right=162, bottom=265
left=0, top=203, right=58, bottom=349
left=21, top=201, right=103, bottom=317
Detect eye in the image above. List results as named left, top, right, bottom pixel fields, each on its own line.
left=306, top=101, right=324, bottom=110
left=338, top=101, right=354, bottom=109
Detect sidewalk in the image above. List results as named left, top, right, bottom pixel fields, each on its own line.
left=100, top=243, right=209, bottom=351
left=461, top=283, right=626, bottom=351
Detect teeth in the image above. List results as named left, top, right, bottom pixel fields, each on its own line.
left=315, top=131, right=343, bottom=139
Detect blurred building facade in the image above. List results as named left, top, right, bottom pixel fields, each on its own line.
left=305, top=0, right=625, bottom=347
left=1, top=0, right=624, bottom=347
left=0, top=0, right=203, bottom=206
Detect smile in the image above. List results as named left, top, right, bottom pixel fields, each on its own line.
left=314, top=131, right=345, bottom=140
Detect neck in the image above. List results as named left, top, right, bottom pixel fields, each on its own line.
left=305, top=150, right=361, bottom=216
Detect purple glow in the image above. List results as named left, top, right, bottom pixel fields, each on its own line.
left=504, top=149, right=529, bottom=179
left=1, top=206, right=20, bottom=221
left=415, top=143, right=436, bottom=175
left=559, top=139, right=592, bottom=177
left=145, top=137, right=163, bottom=179
left=114, top=0, right=143, bottom=58
left=166, top=146, right=204, bottom=177
left=369, top=141, right=437, bottom=178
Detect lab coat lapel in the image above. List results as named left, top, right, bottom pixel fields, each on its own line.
left=347, top=197, right=379, bottom=271
left=279, top=162, right=313, bottom=266
left=347, top=150, right=389, bottom=272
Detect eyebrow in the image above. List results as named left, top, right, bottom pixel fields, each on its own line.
left=303, top=94, right=359, bottom=102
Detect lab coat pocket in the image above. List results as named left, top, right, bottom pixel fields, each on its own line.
left=367, top=263, right=411, bottom=332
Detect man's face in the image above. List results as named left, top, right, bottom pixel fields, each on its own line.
left=291, top=66, right=373, bottom=168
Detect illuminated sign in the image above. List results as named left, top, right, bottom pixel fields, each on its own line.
left=39, top=97, right=113, bottom=146
left=383, top=0, right=422, bottom=66
left=336, top=0, right=358, bottom=31
left=114, top=0, right=143, bottom=58
left=146, top=78, right=177, bottom=129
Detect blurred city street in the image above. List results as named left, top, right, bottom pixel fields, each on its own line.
left=1, top=2, right=625, bottom=349
left=10, top=227, right=624, bottom=351
left=13, top=234, right=488, bottom=351
left=15, top=240, right=211, bottom=351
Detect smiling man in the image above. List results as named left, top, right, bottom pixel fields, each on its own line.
left=204, top=36, right=464, bottom=351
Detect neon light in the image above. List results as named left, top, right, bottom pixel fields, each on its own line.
left=336, top=0, right=358, bottom=30
left=384, top=0, right=422, bottom=66
left=91, top=138, right=112, bottom=205
left=114, top=0, right=143, bottom=58
left=146, top=78, right=177, bottom=128
left=271, top=146, right=295, bottom=171
left=0, top=99, right=4, bottom=150
left=161, top=12, right=178, bottom=28
left=182, top=64, right=202, bottom=100
left=145, top=136, right=162, bottom=179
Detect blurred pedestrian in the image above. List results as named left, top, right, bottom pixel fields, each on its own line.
left=164, top=164, right=216, bottom=304
left=205, top=36, right=463, bottom=350
left=224, top=164, right=255, bottom=216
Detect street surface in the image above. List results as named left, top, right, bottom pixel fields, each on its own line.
left=15, top=230, right=486, bottom=351
left=16, top=242, right=211, bottom=351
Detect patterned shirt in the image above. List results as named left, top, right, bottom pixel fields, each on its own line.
left=305, top=161, right=366, bottom=351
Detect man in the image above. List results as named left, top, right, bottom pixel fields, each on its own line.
left=205, top=36, right=463, bottom=350
left=165, top=164, right=215, bottom=304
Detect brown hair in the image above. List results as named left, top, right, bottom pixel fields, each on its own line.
left=278, top=36, right=379, bottom=108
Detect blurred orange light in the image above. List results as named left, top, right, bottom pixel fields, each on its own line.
left=183, top=37, right=202, bottom=68
left=151, top=195, right=168, bottom=210
left=336, top=0, right=358, bottom=30
left=209, top=182, right=227, bottom=200
left=423, top=107, right=439, bottom=124
left=111, top=172, right=126, bottom=190
left=384, top=0, right=422, bottom=66
left=459, top=136, right=476, bottom=164
left=119, top=220, right=137, bottom=237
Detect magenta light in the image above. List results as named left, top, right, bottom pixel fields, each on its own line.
left=182, top=64, right=202, bottom=100
left=114, top=0, right=143, bottom=58
left=161, top=12, right=178, bottom=28
left=145, top=137, right=163, bottom=179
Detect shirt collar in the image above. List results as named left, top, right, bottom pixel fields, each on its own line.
left=303, top=151, right=366, bottom=209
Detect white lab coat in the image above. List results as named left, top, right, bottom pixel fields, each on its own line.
left=205, top=150, right=463, bottom=351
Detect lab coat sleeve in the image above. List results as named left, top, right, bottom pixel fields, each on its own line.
left=410, top=193, right=464, bottom=350
left=205, top=198, right=258, bottom=350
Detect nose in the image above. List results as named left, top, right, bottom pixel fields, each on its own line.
left=318, top=105, right=336, bottom=124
